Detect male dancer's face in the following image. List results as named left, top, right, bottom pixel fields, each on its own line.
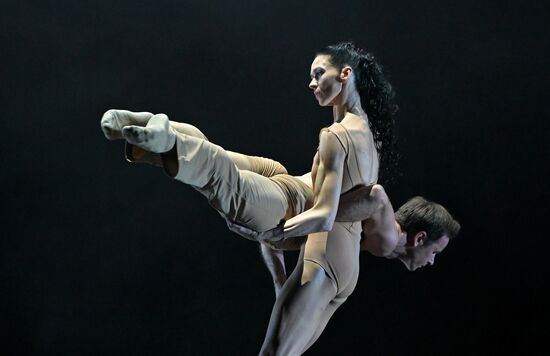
left=398, top=234, right=450, bottom=271
left=309, top=55, right=343, bottom=106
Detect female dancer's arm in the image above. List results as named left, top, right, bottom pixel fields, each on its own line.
left=226, top=131, right=345, bottom=241
left=278, top=131, right=346, bottom=238
left=241, top=131, right=345, bottom=242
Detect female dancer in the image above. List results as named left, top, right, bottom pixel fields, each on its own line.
left=101, top=42, right=397, bottom=355
left=254, top=43, right=396, bottom=355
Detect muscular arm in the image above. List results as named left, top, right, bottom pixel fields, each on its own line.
left=356, top=185, right=399, bottom=257
left=259, top=243, right=287, bottom=297
left=292, top=175, right=383, bottom=224
left=279, top=131, right=345, bottom=239
left=335, top=185, right=381, bottom=222
left=282, top=174, right=399, bottom=257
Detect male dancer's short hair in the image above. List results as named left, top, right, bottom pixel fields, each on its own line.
left=395, top=197, right=461, bottom=242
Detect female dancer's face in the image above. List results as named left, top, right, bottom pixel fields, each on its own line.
left=309, top=55, right=343, bottom=106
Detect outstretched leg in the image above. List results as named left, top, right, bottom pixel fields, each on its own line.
left=260, top=255, right=338, bottom=356
left=101, top=109, right=211, bottom=143
left=122, top=113, right=176, bottom=154
left=102, top=109, right=287, bottom=176
left=102, top=110, right=291, bottom=232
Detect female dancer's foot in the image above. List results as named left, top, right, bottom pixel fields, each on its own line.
left=100, top=109, right=153, bottom=140
left=122, top=113, right=176, bottom=153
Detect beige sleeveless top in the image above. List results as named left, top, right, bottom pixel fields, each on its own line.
left=324, top=122, right=378, bottom=193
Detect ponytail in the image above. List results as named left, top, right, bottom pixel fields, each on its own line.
left=356, top=51, right=399, bottom=184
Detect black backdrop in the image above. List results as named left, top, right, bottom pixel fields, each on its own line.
left=2, top=1, right=549, bottom=355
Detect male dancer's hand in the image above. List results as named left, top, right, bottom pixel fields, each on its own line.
left=225, top=219, right=259, bottom=241
left=225, top=219, right=285, bottom=243
left=225, top=219, right=306, bottom=250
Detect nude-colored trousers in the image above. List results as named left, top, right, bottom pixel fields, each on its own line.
left=168, top=132, right=291, bottom=232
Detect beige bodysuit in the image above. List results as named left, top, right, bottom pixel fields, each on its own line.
left=303, top=122, right=378, bottom=298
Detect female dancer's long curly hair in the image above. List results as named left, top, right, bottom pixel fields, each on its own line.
left=317, top=42, right=399, bottom=184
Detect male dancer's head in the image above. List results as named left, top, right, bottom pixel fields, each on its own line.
left=391, top=196, right=461, bottom=271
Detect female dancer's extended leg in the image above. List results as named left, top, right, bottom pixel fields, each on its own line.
left=102, top=109, right=286, bottom=175
left=102, top=110, right=290, bottom=232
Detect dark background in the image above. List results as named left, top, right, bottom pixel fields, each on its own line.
left=2, top=0, right=548, bottom=355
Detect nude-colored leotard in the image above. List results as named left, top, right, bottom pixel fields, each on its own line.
left=303, top=122, right=378, bottom=297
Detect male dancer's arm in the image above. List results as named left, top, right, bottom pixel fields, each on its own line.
left=258, top=185, right=397, bottom=298
left=336, top=185, right=384, bottom=222
left=259, top=244, right=286, bottom=297
left=232, top=184, right=399, bottom=256
left=336, top=184, right=399, bottom=256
